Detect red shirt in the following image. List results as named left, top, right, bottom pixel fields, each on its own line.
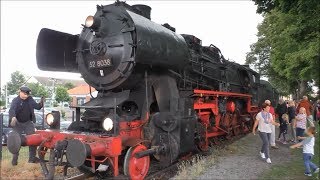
left=269, top=106, right=276, bottom=121
left=269, top=106, right=275, bottom=116
left=297, top=100, right=313, bottom=116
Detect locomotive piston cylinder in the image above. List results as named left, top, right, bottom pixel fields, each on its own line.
left=133, top=146, right=163, bottom=158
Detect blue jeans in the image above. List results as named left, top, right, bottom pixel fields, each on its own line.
left=296, top=128, right=305, bottom=142
left=303, top=153, right=318, bottom=174
left=259, top=132, right=271, bottom=159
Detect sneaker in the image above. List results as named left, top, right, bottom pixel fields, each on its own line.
left=276, top=138, right=281, bottom=142
left=304, top=173, right=312, bottom=176
left=271, top=145, right=279, bottom=149
left=28, top=157, right=40, bottom=163
left=282, top=141, right=288, bottom=145
left=266, top=158, right=272, bottom=164
left=260, top=152, right=265, bottom=159
left=314, top=168, right=319, bottom=174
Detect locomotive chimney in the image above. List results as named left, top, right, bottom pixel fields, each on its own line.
left=132, top=4, right=151, bottom=20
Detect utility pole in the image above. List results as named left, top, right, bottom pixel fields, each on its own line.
left=5, top=85, right=8, bottom=108
left=50, top=78, right=57, bottom=107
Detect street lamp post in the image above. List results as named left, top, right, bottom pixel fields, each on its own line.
left=49, top=78, right=57, bottom=107
left=5, top=85, right=8, bottom=108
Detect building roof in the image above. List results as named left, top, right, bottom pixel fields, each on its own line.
left=32, top=76, right=86, bottom=87
left=67, top=84, right=96, bottom=95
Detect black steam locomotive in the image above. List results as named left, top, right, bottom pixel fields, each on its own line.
left=8, top=1, right=278, bottom=179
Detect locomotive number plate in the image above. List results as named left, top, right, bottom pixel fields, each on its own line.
left=88, top=59, right=112, bottom=69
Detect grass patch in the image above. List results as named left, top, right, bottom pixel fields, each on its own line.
left=174, top=141, right=239, bottom=179
left=1, top=146, right=44, bottom=178
left=174, top=153, right=217, bottom=179
left=1, top=146, right=29, bottom=161
left=1, top=146, right=80, bottom=179
left=260, top=123, right=320, bottom=180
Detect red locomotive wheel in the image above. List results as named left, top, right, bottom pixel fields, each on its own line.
left=124, top=144, right=150, bottom=180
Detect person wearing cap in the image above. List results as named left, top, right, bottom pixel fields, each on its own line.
left=8, top=86, right=44, bottom=166
left=265, top=100, right=279, bottom=149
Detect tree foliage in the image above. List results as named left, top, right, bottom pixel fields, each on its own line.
left=253, top=0, right=277, bottom=14
left=248, top=0, right=320, bottom=98
left=27, top=82, right=49, bottom=97
left=64, top=82, right=75, bottom=90
left=0, top=90, right=5, bottom=107
left=55, top=86, right=71, bottom=103
left=6, top=71, right=26, bottom=95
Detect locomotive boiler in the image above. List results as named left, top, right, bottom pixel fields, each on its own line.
left=7, top=1, right=278, bottom=179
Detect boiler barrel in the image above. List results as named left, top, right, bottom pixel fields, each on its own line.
left=127, top=10, right=190, bottom=70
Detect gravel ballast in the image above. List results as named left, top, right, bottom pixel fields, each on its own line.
left=198, top=129, right=295, bottom=179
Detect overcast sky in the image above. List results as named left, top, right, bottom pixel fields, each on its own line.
left=0, top=1, right=262, bottom=86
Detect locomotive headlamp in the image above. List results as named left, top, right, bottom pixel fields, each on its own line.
left=45, top=113, right=55, bottom=125
left=45, top=111, right=60, bottom=129
left=102, top=117, right=113, bottom=131
left=85, top=15, right=94, bottom=27
left=85, top=15, right=101, bottom=29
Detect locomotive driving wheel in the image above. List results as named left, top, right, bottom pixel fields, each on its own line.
left=195, top=122, right=209, bottom=152
left=124, top=144, right=150, bottom=180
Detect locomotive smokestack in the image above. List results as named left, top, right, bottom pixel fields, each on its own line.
left=132, top=4, right=151, bottom=20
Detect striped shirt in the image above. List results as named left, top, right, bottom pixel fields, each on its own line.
left=302, top=137, right=315, bottom=155
left=296, top=113, right=307, bottom=129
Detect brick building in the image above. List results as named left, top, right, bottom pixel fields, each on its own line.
left=67, top=84, right=97, bottom=106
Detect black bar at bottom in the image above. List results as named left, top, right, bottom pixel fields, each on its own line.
left=134, top=148, right=157, bottom=158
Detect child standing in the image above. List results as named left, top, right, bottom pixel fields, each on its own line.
left=290, top=127, right=319, bottom=176
left=296, top=107, right=307, bottom=142
left=278, top=114, right=289, bottom=144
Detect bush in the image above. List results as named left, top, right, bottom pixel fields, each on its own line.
left=0, top=100, right=5, bottom=106
left=53, top=101, right=58, bottom=107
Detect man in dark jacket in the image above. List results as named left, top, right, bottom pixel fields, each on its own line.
left=9, top=86, right=44, bottom=166
left=276, top=99, right=288, bottom=124
left=275, top=99, right=288, bottom=142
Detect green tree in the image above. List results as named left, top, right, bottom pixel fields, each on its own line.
left=64, top=82, right=75, bottom=90
left=27, top=82, right=49, bottom=97
left=0, top=87, right=6, bottom=107
left=248, top=0, right=320, bottom=98
left=6, top=71, right=26, bottom=95
left=55, top=86, right=71, bottom=103
left=252, top=0, right=278, bottom=14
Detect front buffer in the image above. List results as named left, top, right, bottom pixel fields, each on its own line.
left=7, top=130, right=149, bottom=180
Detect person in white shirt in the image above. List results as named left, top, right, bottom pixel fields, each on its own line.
left=252, top=103, right=280, bottom=164
left=290, top=126, right=319, bottom=176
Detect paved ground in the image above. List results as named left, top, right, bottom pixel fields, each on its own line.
left=198, top=128, right=296, bottom=179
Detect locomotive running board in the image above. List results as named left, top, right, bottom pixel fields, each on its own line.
left=193, top=89, right=258, bottom=113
